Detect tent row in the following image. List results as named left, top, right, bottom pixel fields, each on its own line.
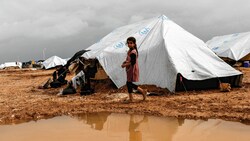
left=0, top=56, right=69, bottom=70
left=67, top=15, right=243, bottom=93
left=3, top=15, right=244, bottom=93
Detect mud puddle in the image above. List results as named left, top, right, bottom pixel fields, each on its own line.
left=0, top=113, right=249, bottom=141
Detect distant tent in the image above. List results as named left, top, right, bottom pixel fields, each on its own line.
left=42, top=56, right=67, bottom=69
left=206, top=32, right=250, bottom=61
left=0, top=62, right=22, bottom=69
left=0, top=64, right=5, bottom=69
left=82, top=15, right=242, bottom=92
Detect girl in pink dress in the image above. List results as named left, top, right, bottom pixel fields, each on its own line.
left=121, top=37, right=147, bottom=102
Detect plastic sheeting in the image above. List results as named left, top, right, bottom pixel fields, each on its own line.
left=72, top=71, right=85, bottom=89
left=82, top=15, right=242, bottom=92
left=42, top=56, right=67, bottom=69
left=206, top=32, right=250, bottom=61
left=0, top=62, right=22, bottom=69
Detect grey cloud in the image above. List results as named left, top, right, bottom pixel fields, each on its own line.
left=1, top=0, right=250, bottom=64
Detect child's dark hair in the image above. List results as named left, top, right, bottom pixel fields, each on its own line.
left=127, top=37, right=138, bottom=56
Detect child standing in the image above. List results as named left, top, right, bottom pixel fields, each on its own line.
left=121, top=37, right=147, bottom=102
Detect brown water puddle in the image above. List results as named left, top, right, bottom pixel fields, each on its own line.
left=0, top=113, right=249, bottom=141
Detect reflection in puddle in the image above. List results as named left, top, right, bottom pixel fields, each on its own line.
left=75, top=113, right=180, bottom=141
left=0, top=113, right=250, bottom=141
left=76, top=112, right=111, bottom=131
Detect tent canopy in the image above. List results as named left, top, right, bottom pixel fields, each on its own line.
left=206, top=32, right=250, bottom=61
left=42, top=56, right=67, bottom=69
left=82, top=15, right=242, bottom=92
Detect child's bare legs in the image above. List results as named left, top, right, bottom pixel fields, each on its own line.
left=126, top=82, right=147, bottom=102
left=137, top=87, right=147, bottom=101
left=128, top=93, right=133, bottom=102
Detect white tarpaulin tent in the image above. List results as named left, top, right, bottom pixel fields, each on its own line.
left=82, top=15, right=242, bottom=92
left=42, top=56, right=67, bottom=69
left=0, top=62, right=22, bottom=69
left=0, top=64, right=5, bottom=69
left=206, top=32, right=250, bottom=61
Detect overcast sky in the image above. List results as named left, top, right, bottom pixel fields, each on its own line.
left=0, top=0, right=250, bottom=64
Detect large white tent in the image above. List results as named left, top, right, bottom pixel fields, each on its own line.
left=82, top=15, right=242, bottom=92
left=42, top=56, right=67, bottom=69
left=206, top=32, right=250, bottom=61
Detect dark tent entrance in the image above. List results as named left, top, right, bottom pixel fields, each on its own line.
left=175, top=73, right=243, bottom=91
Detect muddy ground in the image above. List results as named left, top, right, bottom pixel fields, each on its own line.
left=0, top=68, right=249, bottom=125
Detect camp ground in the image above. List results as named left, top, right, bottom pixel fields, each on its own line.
left=207, top=32, right=250, bottom=62
left=1, top=1, right=250, bottom=139
left=1, top=15, right=250, bottom=131
left=77, top=15, right=242, bottom=92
